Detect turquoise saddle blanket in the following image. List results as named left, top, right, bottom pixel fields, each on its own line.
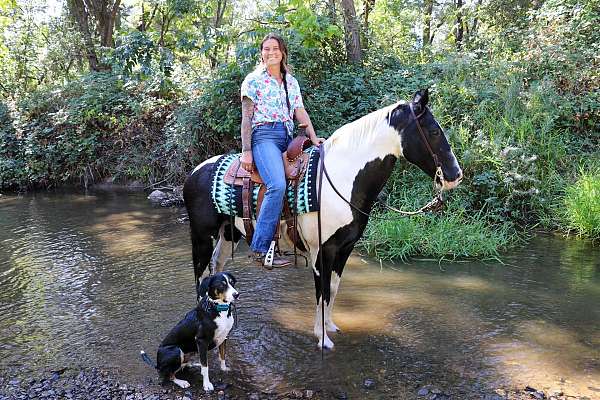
left=210, top=146, right=320, bottom=217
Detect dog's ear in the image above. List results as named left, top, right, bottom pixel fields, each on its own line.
left=197, top=276, right=212, bottom=299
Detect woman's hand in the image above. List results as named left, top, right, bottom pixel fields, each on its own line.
left=240, top=150, right=254, bottom=172
left=311, top=136, right=325, bottom=147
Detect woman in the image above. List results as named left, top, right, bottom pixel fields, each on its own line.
left=240, top=32, right=324, bottom=267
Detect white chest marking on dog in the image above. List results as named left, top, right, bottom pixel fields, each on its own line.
left=213, top=312, right=233, bottom=346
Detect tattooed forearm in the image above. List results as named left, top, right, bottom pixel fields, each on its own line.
left=241, top=97, right=254, bottom=152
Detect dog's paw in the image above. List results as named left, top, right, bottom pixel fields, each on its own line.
left=173, top=378, right=190, bottom=389
left=203, top=381, right=214, bottom=392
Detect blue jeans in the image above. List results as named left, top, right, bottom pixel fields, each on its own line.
left=251, top=122, right=290, bottom=253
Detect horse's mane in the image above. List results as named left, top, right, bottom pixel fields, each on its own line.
left=324, top=101, right=404, bottom=152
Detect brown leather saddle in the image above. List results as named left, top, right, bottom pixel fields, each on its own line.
left=223, top=130, right=313, bottom=252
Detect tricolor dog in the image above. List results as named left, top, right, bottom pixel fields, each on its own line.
left=141, top=272, right=239, bottom=391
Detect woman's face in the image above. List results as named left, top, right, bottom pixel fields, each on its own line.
left=261, top=38, right=283, bottom=68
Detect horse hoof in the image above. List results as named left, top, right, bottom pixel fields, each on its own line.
left=317, top=337, right=335, bottom=350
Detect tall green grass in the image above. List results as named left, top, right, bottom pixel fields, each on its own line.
left=562, top=168, right=600, bottom=241
left=359, top=167, right=517, bottom=261
left=360, top=203, right=515, bottom=261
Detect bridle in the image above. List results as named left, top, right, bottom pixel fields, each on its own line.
left=408, top=102, right=445, bottom=190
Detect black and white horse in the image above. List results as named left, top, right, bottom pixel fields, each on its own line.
left=183, top=89, right=462, bottom=349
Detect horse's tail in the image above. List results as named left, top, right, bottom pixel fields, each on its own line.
left=140, top=350, right=156, bottom=369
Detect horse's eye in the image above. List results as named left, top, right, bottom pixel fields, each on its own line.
left=430, top=129, right=441, bottom=136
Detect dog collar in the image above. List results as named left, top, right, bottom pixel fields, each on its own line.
left=200, top=296, right=230, bottom=314
left=215, top=304, right=230, bottom=312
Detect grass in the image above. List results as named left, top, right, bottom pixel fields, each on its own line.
left=562, top=167, right=600, bottom=241
left=360, top=205, right=515, bottom=262
left=359, top=167, right=517, bottom=261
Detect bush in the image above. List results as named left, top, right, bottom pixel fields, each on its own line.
left=0, top=101, right=25, bottom=189
left=562, top=168, right=600, bottom=241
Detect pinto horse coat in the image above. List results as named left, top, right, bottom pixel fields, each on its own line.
left=183, top=90, right=462, bottom=349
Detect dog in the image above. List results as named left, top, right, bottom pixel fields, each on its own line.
left=141, top=272, right=239, bottom=391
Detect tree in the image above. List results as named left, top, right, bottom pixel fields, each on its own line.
left=422, top=0, right=433, bottom=47
left=340, top=0, right=362, bottom=63
left=66, top=0, right=121, bottom=71
left=67, top=0, right=102, bottom=71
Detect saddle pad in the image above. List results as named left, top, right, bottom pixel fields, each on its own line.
left=211, top=146, right=320, bottom=218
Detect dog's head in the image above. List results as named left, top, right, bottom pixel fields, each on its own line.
left=197, top=272, right=239, bottom=304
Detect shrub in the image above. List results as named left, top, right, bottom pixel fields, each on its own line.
left=562, top=168, right=600, bottom=241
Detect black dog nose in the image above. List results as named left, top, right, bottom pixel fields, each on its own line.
left=233, top=292, right=240, bottom=299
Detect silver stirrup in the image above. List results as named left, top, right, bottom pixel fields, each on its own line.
left=264, top=241, right=276, bottom=267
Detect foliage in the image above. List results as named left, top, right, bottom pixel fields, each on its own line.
left=562, top=167, right=600, bottom=241
left=0, top=100, right=26, bottom=188
left=360, top=169, right=515, bottom=261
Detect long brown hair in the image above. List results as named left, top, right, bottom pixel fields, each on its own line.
left=260, top=32, right=292, bottom=74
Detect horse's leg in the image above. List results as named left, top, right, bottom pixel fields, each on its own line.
left=183, top=160, right=222, bottom=288
left=311, top=244, right=336, bottom=349
left=210, top=222, right=242, bottom=273
left=190, top=223, right=216, bottom=285
left=325, top=245, right=354, bottom=333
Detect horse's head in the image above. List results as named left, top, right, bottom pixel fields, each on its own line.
left=388, top=89, right=462, bottom=191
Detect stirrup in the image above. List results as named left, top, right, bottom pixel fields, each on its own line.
left=252, top=243, right=292, bottom=270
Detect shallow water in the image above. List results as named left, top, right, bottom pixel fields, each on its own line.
left=0, top=190, right=599, bottom=398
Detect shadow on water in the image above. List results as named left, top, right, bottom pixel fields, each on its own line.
left=0, top=190, right=599, bottom=399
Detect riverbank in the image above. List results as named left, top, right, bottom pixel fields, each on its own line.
left=0, top=366, right=584, bottom=400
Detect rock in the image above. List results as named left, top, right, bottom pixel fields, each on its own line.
left=363, top=378, right=376, bottom=389
left=418, top=387, right=430, bottom=396
left=148, top=190, right=168, bottom=202
left=290, top=389, right=303, bottom=398
left=334, top=390, right=348, bottom=400
left=305, top=389, right=314, bottom=398
left=483, top=395, right=503, bottom=400
left=217, top=390, right=226, bottom=400
left=248, top=393, right=261, bottom=400
left=9, top=379, right=20, bottom=385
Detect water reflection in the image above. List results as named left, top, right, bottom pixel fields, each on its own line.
left=0, top=191, right=598, bottom=398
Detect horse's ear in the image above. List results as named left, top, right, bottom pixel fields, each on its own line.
left=412, top=89, right=429, bottom=111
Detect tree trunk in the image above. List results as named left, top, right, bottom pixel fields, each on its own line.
left=470, top=0, right=483, bottom=44
left=209, top=0, right=228, bottom=69
left=83, top=0, right=121, bottom=47
left=422, top=0, right=433, bottom=47
left=327, top=0, right=336, bottom=22
left=455, top=0, right=464, bottom=50
left=67, top=0, right=101, bottom=71
left=340, top=0, right=362, bottom=63
left=363, top=0, right=375, bottom=30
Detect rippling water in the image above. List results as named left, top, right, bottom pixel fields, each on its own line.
left=0, top=190, right=599, bottom=398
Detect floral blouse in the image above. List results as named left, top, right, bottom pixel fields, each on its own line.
left=241, top=66, right=304, bottom=136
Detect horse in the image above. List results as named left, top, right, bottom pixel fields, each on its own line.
left=183, top=89, right=463, bottom=349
